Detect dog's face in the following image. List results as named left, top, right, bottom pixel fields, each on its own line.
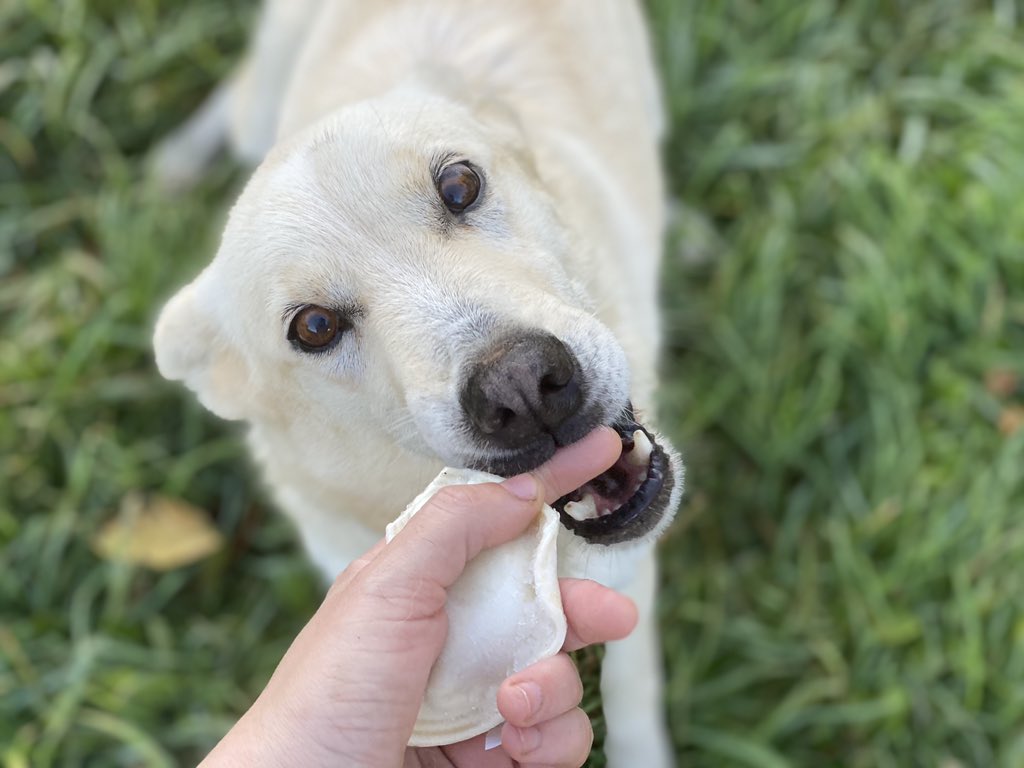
left=155, top=93, right=680, bottom=546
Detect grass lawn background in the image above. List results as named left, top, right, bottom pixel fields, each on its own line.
left=2, top=1, right=1023, bottom=765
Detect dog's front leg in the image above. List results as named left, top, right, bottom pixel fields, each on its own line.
left=600, top=551, right=675, bottom=768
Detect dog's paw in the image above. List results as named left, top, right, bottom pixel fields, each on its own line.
left=149, top=133, right=215, bottom=194
left=148, top=82, right=233, bottom=194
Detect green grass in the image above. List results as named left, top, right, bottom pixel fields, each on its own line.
left=2, top=0, right=1023, bottom=766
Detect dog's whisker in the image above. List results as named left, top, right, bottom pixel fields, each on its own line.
left=385, top=413, right=420, bottom=442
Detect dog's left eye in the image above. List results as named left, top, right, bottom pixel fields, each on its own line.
left=288, top=305, right=347, bottom=352
left=437, top=162, right=481, bottom=213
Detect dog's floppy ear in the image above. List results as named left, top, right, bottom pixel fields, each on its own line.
left=153, top=272, right=252, bottom=421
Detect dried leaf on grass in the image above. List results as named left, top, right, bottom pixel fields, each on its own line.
left=92, top=493, right=223, bottom=570
left=998, top=406, right=1024, bottom=437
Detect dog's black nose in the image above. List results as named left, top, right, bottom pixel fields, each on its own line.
left=461, top=331, right=583, bottom=449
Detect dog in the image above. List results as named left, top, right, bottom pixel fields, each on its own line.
left=153, top=2, right=682, bottom=765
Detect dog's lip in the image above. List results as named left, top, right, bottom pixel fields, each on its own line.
left=464, top=403, right=673, bottom=545
left=552, top=413, right=672, bottom=545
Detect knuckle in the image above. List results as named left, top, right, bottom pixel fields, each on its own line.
left=428, top=484, right=474, bottom=514
left=568, top=670, right=584, bottom=707
left=547, top=654, right=583, bottom=709
left=531, top=465, right=557, bottom=499
left=427, top=482, right=504, bottom=519
left=421, top=483, right=500, bottom=558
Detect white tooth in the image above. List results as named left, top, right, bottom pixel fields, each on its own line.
left=564, top=493, right=599, bottom=521
left=628, top=430, right=653, bottom=466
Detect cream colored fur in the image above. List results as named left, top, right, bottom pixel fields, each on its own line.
left=154, top=2, right=676, bottom=765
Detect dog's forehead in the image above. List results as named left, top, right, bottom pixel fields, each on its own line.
left=212, top=97, right=509, bottom=322
left=295, top=96, right=491, bottom=193
left=232, top=97, right=492, bottom=257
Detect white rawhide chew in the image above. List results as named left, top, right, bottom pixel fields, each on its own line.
left=385, top=468, right=567, bottom=747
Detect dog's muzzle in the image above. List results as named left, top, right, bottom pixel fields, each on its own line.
left=458, top=331, right=679, bottom=546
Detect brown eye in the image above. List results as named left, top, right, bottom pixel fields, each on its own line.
left=437, top=162, right=481, bottom=213
left=288, top=305, right=346, bottom=352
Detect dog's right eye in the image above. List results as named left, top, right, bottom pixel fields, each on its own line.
left=288, top=305, right=347, bottom=353
left=437, top=162, right=482, bottom=213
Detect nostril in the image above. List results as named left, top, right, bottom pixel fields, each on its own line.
left=539, top=372, right=568, bottom=394
left=461, top=330, right=585, bottom=449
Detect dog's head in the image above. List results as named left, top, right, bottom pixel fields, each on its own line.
left=155, top=93, right=681, bottom=546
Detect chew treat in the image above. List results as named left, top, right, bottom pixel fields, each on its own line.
left=386, top=468, right=566, bottom=747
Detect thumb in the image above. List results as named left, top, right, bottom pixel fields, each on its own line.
left=365, top=426, right=621, bottom=602
left=268, top=428, right=622, bottom=766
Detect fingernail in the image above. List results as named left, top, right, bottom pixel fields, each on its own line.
left=483, top=724, right=503, bottom=750
left=511, top=725, right=542, bottom=754
left=502, top=473, right=537, bottom=500
left=514, top=681, right=542, bottom=719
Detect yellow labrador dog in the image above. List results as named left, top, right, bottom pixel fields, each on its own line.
left=154, top=1, right=682, bottom=764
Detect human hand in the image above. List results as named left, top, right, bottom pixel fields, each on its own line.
left=404, top=574, right=637, bottom=768
left=201, top=427, right=635, bottom=768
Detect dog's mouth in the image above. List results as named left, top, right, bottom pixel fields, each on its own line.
left=463, top=401, right=678, bottom=546
left=553, top=406, right=675, bottom=546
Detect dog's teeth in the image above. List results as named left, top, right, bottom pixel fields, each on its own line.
left=628, top=430, right=653, bottom=466
left=565, top=493, right=599, bottom=521
left=631, top=470, right=648, bottom=497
